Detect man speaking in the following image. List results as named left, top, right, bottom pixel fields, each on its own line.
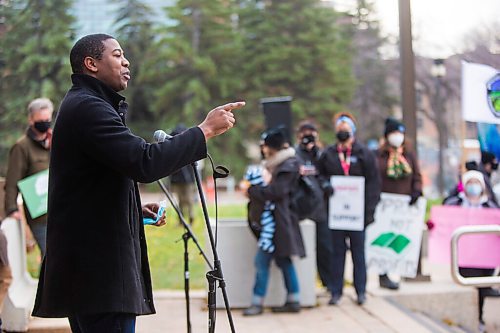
left=32, top=34, right=244, bottom=333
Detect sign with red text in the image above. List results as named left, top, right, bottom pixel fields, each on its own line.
left=328, top=176, right=365, bottom=231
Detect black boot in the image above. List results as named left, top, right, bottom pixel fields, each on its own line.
left=379, top=274, right=399, bottom=290
left=357, top=293, right=366, bottom=305
left=271, top=301, right=301, bottom=313
left=482, top=287, right=500, bottom=297
left=328, top=293, right=342, bottom=305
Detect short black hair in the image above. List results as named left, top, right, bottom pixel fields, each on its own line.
left=70, top=34, right=115, bottom=74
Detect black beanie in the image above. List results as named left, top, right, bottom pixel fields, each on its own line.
left=481, top=151, right=496, bottom=165
left=261, top=127, right=287, bottom=150
left=297, top=122, right=317, bottom=133
left=384, top=118, right=406, bottom=137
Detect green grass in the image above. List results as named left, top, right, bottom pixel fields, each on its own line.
left=28, top=198, right=441, bottom=289
left=27, top=203, right=247, bottom=290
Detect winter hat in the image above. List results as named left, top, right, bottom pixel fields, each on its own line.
left=384, top=118, right=406, bottom=137
left=297, top=122, right=317, bottom=133
left=461, top=170, right=485, bottom=189
left=261, top=126, right=287, bottom=150
left=481, top=151, right=496, bottom=165
left=332, top=112, right=357, bottom=135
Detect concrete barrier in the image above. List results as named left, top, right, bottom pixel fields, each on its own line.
left=1, top=217, right=38, bottom=332
left=206, top=219, right=316, bottom=308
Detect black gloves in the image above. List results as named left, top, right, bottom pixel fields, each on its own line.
left=321, top=181, right=334, bottom=197
left=409, top=191, right=422, bottom=205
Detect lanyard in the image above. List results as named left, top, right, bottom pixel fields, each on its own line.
left=337, top=145, right=351, bottom=176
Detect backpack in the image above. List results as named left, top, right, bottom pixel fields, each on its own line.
left=291, top=175, right=321, bottom=220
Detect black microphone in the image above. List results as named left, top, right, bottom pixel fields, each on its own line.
left=153, top=130, right=172, bottom=143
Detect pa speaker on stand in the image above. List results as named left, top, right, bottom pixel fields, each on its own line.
left=260, top=96, right=293, bottom=144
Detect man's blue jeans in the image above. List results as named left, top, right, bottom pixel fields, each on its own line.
left=252, top=248, right=300, bottom=303
left=68, top=313, right=136, bottom=333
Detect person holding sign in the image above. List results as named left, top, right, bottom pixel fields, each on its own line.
left=4, top=98, right=54, bottom=257
left=317, top=112, right=381, bottom=306
left=442, top=170, right=499, bottom=331
left=375, top=118, right=422, bottom=290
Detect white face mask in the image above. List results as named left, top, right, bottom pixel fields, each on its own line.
left=387, top=133, right=405, bottom=148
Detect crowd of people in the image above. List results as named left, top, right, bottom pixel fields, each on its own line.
left=240, top=113, right=499, bottom=332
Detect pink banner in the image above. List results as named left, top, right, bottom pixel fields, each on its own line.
left=428, top=206, right=500, bottom=268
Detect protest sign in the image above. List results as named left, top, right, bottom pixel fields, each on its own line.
left=366, top=193, right=427, bottom=278
left=328, top=176, right=364, bottom=231
left=17, top=169, right=48, bottom=219
left=428, top=205, right=500, bottom=269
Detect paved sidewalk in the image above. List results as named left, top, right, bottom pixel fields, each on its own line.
left=136, top=289, right=434, bottom=333
left=28, top=283, right=500, bottom=333
left=27, top=191, right=500, bottom=332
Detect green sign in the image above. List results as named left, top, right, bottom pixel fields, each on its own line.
left=371, top=232, right=410, bottom=254
left=17, top=169, right=49, bottom=219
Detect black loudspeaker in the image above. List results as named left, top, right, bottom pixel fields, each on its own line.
left=260, top=96, right=293, bottom=143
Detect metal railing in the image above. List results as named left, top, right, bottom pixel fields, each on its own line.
left=450, top=225, right=500, bottom=287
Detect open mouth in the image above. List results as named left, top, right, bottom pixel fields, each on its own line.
left=123, top=72, right=131, bottom=81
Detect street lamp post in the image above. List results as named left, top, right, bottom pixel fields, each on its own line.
left=431, top=59, right=447, bottom=196
left=399, top=0, right=431, bottom=282
left=398, top=0, right=418, bottom=152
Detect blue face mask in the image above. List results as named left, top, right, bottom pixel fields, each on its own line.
left=465, top=183, right=482, bottom=197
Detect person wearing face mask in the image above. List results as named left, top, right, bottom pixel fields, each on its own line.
left=375, top=118, right=423, bottom=290
left=442, top=170, right=499, bottom=331
left=317, top=112, right=381, bottom=306
left=4, top=98, right=53, bottom=257
left=294, top=122, right=335, bottom=293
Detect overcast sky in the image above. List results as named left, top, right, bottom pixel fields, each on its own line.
left=376, top=0, right=500, bottom=58
left=328, top=0, right=500, bottom=58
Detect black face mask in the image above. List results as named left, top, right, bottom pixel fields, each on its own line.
left=336, top=131, right=351, bottom=142
left=33, top=121, right=51, bottom=133
left=301, top=135, right=316, bottom=146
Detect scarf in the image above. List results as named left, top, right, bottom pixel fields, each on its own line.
left=245, top=166, right=275, bottom=253
left=386, top=147, right=412, bottom=179
left=263, top=147, right=296, bottom=174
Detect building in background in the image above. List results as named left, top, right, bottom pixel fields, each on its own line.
left=72, top=0, right=172, bottom=38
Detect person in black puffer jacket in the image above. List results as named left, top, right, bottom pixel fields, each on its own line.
left=294, top=122, right=334, bottom=292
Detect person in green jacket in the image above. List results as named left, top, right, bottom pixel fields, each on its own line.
left=4, top=98, right=53, bottom=257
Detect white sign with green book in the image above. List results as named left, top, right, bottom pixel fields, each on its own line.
left=365, top=192, right=427, bottom=278
left=17, top=169, right=49, bottom=219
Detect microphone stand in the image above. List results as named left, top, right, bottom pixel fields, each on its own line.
left=156, top=179, right=213, bottom=333
left=191, top=162, right=236, bottom=333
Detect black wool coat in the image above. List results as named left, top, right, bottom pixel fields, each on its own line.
left=33, top=74, right=207, bottom=317
left=248, top=157, right=306, bottom=258
left=317, top=141, right=381, bottom=227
